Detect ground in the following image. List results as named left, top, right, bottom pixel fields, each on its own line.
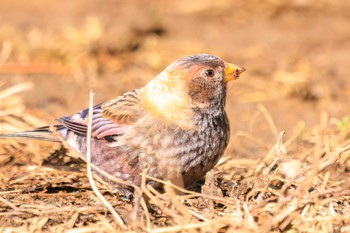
left=0, top=0, right=350, bottom=232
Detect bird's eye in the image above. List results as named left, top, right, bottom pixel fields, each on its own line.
left=205, top=69, right=215, bottom=78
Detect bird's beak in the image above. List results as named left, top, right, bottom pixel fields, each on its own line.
left=224, top=63, right=246, bottom=82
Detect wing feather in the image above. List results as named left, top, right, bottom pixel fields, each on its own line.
left=56, top=89, right=142, bottom=141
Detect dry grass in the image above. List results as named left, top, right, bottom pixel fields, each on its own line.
left=1, top=1, right=350, bottom=232
left=0, top=81, right=349, bottom=233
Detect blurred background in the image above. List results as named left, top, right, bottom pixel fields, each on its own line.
left=1, top=0, right=350, bottom=158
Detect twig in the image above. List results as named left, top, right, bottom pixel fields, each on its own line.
left=0, top=196, right=20, bottom=211
left=140, top=197, right=150, bottom=230
left=142, top=174, right=237, bottom=205
left=86, top=90, right=126, bottom=230
left=140, top=169, right=151, bottom=230
left=164, top=184, right=193, bottom=222
left=0, top=82, right=33, bottom=100
left=264, top=131, right=286, bottom=176
left=148, top=219, right=228, bottom=233
left=258, top=104, right=278, bottom=139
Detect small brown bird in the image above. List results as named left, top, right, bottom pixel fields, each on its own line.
left=2, top=54, right=245, bottom=195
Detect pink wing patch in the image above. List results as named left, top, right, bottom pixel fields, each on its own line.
left=57, top=104, right=128, bottom=140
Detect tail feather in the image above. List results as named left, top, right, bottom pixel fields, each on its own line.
left=0, top=126, right=61, bottom=142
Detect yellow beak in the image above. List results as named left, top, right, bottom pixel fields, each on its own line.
left=224, top=63, right=246, bottom=82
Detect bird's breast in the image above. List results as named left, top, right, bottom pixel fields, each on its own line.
left=128, top=110, right=230, bottom=187
left=180, top=112, right=230, bottom=186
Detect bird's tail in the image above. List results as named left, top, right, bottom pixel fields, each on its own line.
left=0, top=126, right=61, bottom=142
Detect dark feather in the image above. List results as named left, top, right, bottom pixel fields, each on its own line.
left=0, top=128, right=60, bottom=142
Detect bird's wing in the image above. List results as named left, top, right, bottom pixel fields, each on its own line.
left=57, top=89, right=142, bottom=141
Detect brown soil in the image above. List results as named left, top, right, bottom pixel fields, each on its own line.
left=0, top=0, right=350, bottom=232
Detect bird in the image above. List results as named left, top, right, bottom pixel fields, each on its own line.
left=1, top=54, right=245, bottom=196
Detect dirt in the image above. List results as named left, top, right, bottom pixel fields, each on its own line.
left=0, top=0, right=350, bottom=232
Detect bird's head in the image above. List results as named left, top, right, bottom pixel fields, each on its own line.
left=141, top=54, right=245, bottom=129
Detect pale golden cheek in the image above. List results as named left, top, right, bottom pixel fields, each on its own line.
left=140, top=72, right=196, bottom=130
